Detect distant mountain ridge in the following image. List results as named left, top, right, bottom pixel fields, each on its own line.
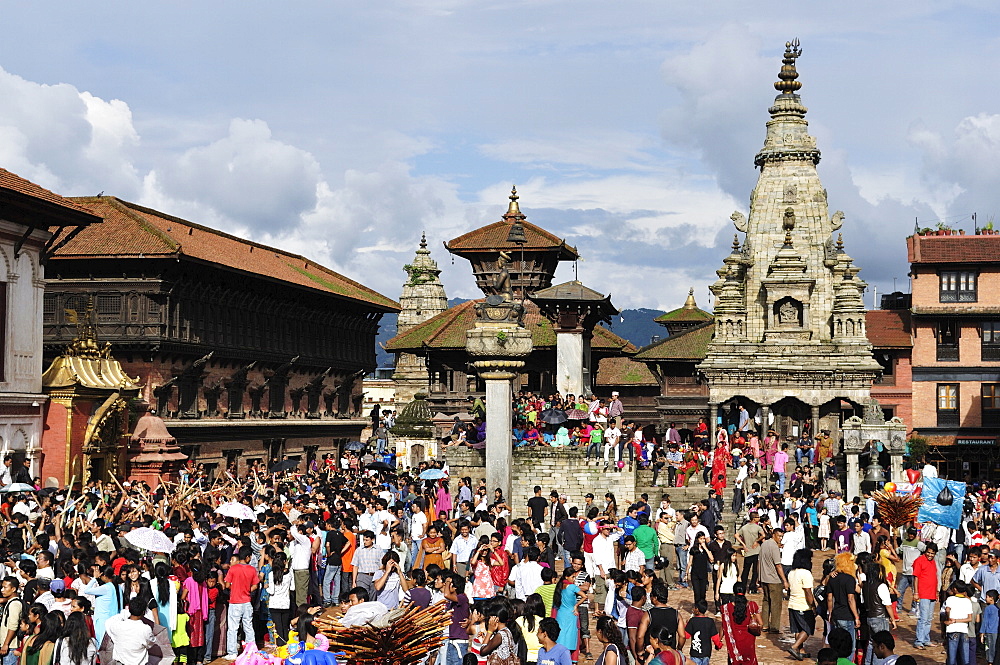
left=374, top=301, right=667, bottom=368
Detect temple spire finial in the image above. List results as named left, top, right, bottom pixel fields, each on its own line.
left=419, top=231, right=427, bottom=250
left=732, top=234, right=741, bottom=252
left=507, top=185, right=520, bottom=216
left=774, top=38, right=802, bottom=95
left=683, top=287, right=698, bottom=310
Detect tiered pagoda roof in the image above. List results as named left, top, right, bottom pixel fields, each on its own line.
left=386, top=299, right=635, bottom=352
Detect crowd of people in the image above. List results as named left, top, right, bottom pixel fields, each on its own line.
left=2, top=393, right=1000, bottom=665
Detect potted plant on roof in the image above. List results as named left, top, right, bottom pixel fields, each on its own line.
left=983, top=220, right=995, bottom=235
left=935, top=221, right=953, bottom=236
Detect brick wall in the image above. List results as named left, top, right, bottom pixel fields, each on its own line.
left=442, top=446, right=636, bottom=519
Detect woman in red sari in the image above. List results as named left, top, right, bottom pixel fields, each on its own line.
left=711, top=441, right=731, bottom=489
left=721, top=583, right=760, bottom=665
left=487, top=533, right=509, bottom=595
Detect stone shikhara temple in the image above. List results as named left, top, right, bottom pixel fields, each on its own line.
left=698, top=39, right=881, bottom=443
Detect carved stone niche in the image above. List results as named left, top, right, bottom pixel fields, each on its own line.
left=762, top=281, right=814, bottom=341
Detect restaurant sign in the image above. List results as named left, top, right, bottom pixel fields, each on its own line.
left=956, top=438, right=998, bottom=446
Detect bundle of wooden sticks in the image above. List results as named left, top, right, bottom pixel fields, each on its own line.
left=312, top=602, right=452, bottom=665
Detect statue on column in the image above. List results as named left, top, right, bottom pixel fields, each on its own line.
left=494, top=251, right=514, bottom=301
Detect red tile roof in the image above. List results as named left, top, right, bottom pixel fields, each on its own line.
left=865, top=310, right=912, bottom=348
left=446, top=211, right=578, bottom=259
left=0, top=168, right=102, bottom=227
left=907, top=233, right=1000, bottom=264
left=0, top=169, right=96, bottom=215
left=50, top=197, right=399, bottom=311
left=386, top=299, right=634, bottom=352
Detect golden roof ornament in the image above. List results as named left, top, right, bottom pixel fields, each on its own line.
left=506, top=186, right=520, bottom=216
left=774, top=38, right=802, bottom=94
left=683, top=287, right=698, bottom=310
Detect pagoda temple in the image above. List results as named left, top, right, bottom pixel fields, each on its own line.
left=387, top=188, right=635, bottom=413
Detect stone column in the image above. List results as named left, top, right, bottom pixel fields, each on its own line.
left=846, top=451, right=861, bottom=501
left=760, top=405, right=770, bottom=436
left=466, top=322, right=533, bottom=503
left=811, top=405, right=820, bottom=461
left=483, top=370, right=516, bottom=498
left=707, top=402, right=718, bottom=429
left=555, top=329, right=585, bottom=397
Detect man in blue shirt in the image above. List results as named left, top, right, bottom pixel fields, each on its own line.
left=973, top=551, right=1000, bottom=601
left=617, top=505, right=640, bottom=546
left=537, top=618, right=572, bottom=665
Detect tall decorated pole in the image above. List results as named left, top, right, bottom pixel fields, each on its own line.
left=465, top=209, right=534, bottom=502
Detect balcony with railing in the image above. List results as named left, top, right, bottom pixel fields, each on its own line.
left=937, top=410, right=960, bottom=427
left=937, top=343, right=959, bottom=362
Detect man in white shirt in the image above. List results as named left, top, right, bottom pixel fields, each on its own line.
left=780, top=518, right=805, bottom=570
left=0, top=458, right=12, bottom=488
left=850, top=521, right=872, bottom=555
left=510, top=547, right=545, bottom=600
left=622, top=536, right=646, bottom=573
left=358, top=504, right=378, bottom=534
left=592, top=522, right=618, bottom=579
left=289, top=523, right=314, bottom=608
left=105, top=598, right=157, bottom=665
left=604, top=424, right=622, bottom=468
left=959, top=549, right=981, bottom=584
left=372, top=500, right=398, bottom=550
left=685, top=514, right=709, bottom=546
left=407, top=502, right=427, bottom=571
left=448, top=522, right=477, bottom=577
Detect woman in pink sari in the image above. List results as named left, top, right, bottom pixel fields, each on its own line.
left=435, top=480, right=453, bottom=517
left=764, top=431, right=779, bottom=470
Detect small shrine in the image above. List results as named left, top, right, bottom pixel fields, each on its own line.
left=40, top=301, right=141, bottom=485
left=129, top=410, right=187, bottom=488
left=530, top=281, right=617, bottom=397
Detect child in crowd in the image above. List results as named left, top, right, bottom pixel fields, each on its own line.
left=683, top=600, right=721, bottom=665
left=982, top=589, right=999, bottom=665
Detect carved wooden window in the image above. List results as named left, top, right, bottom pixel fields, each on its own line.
left=936, top=320, right=959, bottom=362
left=43, top=292, right=56, bottom=324
left=937, top=383, right=959, bottom=427
left=982, top=322, right=1000, bottom=362
left=96, top=294, right=120, bottom=322
left=127, top=294, right=140, bottom=322
left=940, top=271, right=977, bottom=303
left=982, top=384, right=1000, bottom=427
left=147, top=296, right=161, bottom=322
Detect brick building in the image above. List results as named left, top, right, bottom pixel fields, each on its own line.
left=866, top=305, right=913, bottom=427
left=908, top=231, right=1000, bottom=479
left=43, top=196, right=398, bottom=478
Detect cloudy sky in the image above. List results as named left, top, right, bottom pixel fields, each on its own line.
left=2, top=1, right=998, bottom=310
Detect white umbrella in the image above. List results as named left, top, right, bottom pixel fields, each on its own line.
left=215, top=501, right=256, bottom=521
left=0, top=484, right=35, bottom=493
left=124, top=527, right=175, bottom=553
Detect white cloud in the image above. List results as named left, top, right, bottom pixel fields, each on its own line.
left=478, top=132, right=661, bottom=171
left=150, top=119, right=321, bottom=235
left=0, top=66, right=141, bottom=197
